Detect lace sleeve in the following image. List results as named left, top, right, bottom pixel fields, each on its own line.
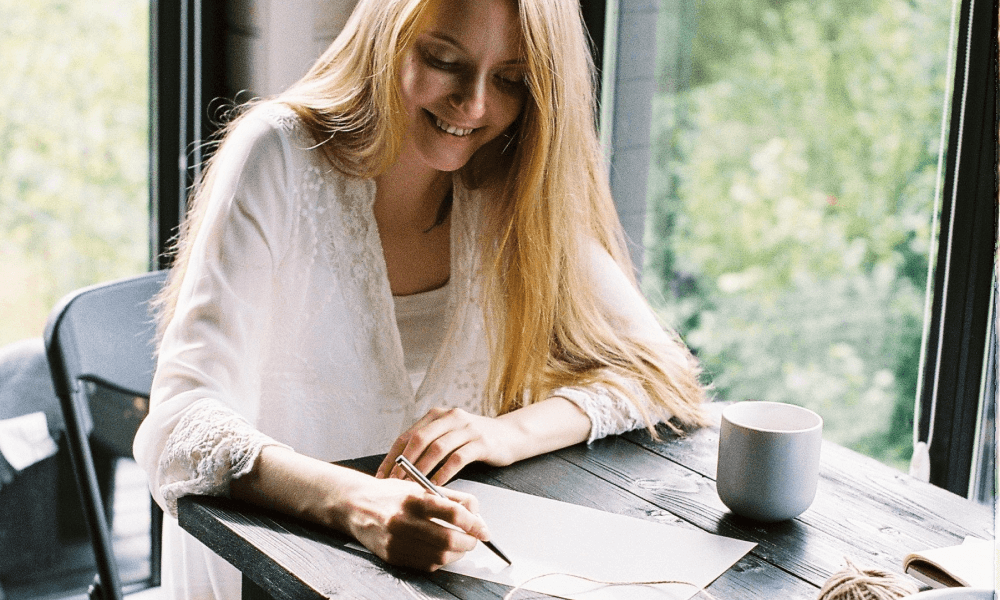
left=550, top=376, right=652, bottom=444
left=156, top=398, right=290, bottom=517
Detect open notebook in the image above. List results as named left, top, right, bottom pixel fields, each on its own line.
left=903, top=537, right=995, bottom=589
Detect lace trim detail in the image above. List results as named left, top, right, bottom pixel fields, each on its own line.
left=321, top=176, right=388, bottom=353
left=158, top=399, right=290, bottom=517
left=551, top=381, right=650, bottom=444
left=262, top=104, right=300, bottom=133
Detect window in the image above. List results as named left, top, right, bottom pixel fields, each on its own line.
left=0, top=0, right=150, bottom=345
left=633, top=0, right=995, bottom=489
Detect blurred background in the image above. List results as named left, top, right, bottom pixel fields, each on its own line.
left=1, top=0, right=150, bottom=346
left=642, top=0, right=958, bottom=472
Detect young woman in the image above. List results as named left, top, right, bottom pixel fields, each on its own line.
left=133, top=0, right=708, bottom=597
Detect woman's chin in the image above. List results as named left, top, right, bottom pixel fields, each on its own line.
left=421, top=148, right=476, bottom=173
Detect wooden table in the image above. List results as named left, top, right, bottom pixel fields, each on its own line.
left=178, top=404, right=994, bottom=599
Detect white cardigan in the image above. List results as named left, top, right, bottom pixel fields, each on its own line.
left=133, top=104, right=674, bottom=600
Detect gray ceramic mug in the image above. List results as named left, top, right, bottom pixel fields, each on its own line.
left=716, top=401, right=823, bottom=522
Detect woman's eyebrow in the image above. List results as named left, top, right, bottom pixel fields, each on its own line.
left=425, top=31, right=526, bottom=66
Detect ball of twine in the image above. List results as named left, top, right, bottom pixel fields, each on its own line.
left=817, top=557, right=920, bottom=600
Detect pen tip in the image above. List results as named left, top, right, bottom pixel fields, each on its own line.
left=485, top=541, right=512, bottom=565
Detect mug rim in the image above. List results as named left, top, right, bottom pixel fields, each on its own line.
left=722, top=401, right=823, bottom=434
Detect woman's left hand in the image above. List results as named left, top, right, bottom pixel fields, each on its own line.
left=376, top=407, right=516, bottom=485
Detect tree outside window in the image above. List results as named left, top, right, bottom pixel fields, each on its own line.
left=0, top=0, right=149, bottom=346
left=645, top=0, right=956, bottom=471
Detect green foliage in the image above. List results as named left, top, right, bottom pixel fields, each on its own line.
left=0, top=0, right=149, bottom=345
left=645, top=0, right=953, bottom=470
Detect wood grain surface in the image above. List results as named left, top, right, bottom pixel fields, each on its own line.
left=178, top=403, right=992, bottom=599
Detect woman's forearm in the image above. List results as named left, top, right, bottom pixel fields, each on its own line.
left=229, top=445, right=366, bottom=532
left=496, top=396, right=592, bottom=463
left=229, top=444, right=490, bottom=571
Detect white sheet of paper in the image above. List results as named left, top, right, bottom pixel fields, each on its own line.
left=0, top=411, right=58, bottom=471
left=349, top=479, right=755, bottom=600
left=443, top=480, right=754, bottom=600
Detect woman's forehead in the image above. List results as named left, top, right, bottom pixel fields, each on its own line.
left=421, top=0, right=524, bottom=59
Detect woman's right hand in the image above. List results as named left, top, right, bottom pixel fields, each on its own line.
left=341, top=476, right=490, bottom=571
left=232, top=446, right=489, bottom=571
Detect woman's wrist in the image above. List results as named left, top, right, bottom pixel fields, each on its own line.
left=230, top=445, right=372, bottom=532
left=496, top=396, right=592, bottom=463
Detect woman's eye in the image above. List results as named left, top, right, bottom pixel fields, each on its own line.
left=421, top=48, right=458, bottom=71
left=496, top=73, right=528, bottom=93
left=496, top=72, right=527, bottom=89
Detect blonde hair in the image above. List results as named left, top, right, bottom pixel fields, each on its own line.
left=158, top=0, right=708, bottom=433
left=157, top=0, right=430, bottom=335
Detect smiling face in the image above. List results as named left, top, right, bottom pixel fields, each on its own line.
left=397, top=0, right=528, bottom=174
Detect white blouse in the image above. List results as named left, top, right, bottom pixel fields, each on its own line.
left=395, top=283, right=452, bottom=393
left=132, top=104, right=676, bottom=600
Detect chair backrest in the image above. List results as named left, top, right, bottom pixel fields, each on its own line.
left=44, top=270, right=168, bottom=600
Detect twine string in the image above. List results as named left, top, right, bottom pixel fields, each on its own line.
left=816, top=557, right=919, bottom=600
left=501, top=556, right=916, bottom=600
left=501, top=572, right=716, bottom=600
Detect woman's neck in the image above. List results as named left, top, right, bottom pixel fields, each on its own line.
left=374, top=149, right=452, bottom=233
left=373, top=145, right=453, bottom=296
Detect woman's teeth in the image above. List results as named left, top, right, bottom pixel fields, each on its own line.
left=435, top=117, right=473, bottom=137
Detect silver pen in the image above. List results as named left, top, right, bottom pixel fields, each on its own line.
left=394, top=455, right=512, bottom=565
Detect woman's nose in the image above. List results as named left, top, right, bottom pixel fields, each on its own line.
left=450, top=75, right=488, bottom=121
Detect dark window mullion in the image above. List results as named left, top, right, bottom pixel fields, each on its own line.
left=600, top=0, right=659, bottom=276
left=150, top=0, right=226, bottom=270
left=149, top=0, right=183, bottom=270
left=917, top=0, right=998, bottom=497
left=580, top=0, right=606, bottom=100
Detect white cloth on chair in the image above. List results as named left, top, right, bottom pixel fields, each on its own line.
left=0, top=411, right=57, bottom=471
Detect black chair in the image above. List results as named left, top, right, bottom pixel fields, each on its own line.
left=44, top=271, right=169, bottom=600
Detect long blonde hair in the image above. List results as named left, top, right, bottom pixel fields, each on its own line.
left=158, top=0, right=708, bottom=432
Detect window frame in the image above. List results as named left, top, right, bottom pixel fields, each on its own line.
left=913, top=0, right=998, bottom=497
left=149, top=0, right=227, bottom=270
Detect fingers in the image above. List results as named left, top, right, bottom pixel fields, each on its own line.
left=380, top=493, right=488, bottom=571
left=348, top=478, right=490, bottom=572
left=377, top=407, right=511, bottom=485
left=438, top=486, right=481, bottom=517
left=413, top=492, right=489, bottom=542
left=402, top=409, right=468, bottom=474
left=427, top=442, right=477, bottom=485
left=413, top=427, right=479, bottom=483
left=377, top=407, right=455, bottom=479
left=381, top=515, right=474, bottom=571
left=376, top=436, right=407, bottom=479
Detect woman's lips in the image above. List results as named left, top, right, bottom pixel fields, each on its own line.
left=426, top=109, right=475, bottom=137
